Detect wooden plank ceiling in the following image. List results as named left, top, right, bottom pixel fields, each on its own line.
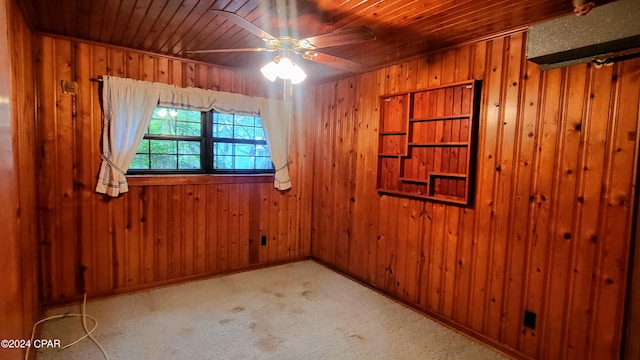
left=19, top=0, right=581, bottom=81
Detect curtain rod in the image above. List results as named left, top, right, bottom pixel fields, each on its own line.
left=90, top=76, right=103, bottom=82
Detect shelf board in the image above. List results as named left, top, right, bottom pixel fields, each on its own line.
left=378, top=153, right=403, bottom=157
left=408, top=142, right=468, bottom=147
left=409, top=114, right=470, bottom=122
left=399, top=177, right=428, bottom=184
left=380, top=131, right=407, bottom=135
left=429, top=172, right=467, bottom=178
left=376, top=189, right=467, bottom=204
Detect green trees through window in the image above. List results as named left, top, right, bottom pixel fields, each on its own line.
left=129, top=107, right=273, bottom=174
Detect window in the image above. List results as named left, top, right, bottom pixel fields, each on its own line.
left=129, top=107, right=273, bottom=174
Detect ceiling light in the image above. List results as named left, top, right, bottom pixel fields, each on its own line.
left=260, top=56, right=307, bottom=84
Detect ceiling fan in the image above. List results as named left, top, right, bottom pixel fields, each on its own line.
left=185, top=10, right=376, bottom=83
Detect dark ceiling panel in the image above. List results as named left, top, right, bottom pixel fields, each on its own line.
left=20, top=0, right=590, bottom=82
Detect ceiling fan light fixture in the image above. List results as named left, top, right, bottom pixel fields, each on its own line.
left=260, top=60, right=279, bottom=82
left=276, top=57, right=294, bottom=79
left=260, top=56, right=307, bottom=84
left=289, top=64, right=307, bottom=84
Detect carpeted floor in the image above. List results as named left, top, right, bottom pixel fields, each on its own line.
left=35, top=260, right=509, bottom=360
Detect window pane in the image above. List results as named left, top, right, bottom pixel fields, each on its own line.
left=213, top=123, right=233, bottom=138
left=214, top=113, right=233, bottom=124
left=235, top=115, right=255, bottom=126
left=255, top=144, right=269, bottom=157
left=214, top=155, right=233, bottom=169
left=235, top=143, right=255, bottom=156
left=256, top=157, right=273, bottom=169
left=175, top=121, right=201, bottom=136
left=178, top=155, right=200, bottom=169
left=130, top=154, right=150, bottom=169
left=178, top=141, right=200, bottom=155
left=150, top=155, right=177, bottom=169
left=148, top=119, right=169, bottom=135
left=234, top=156, right=254, bottom=169
left=150, top=140, right=177, bottom=154
left=137, top=139, right=150, bottom=153
left=234, top=125, right=255, bottom=140
left=255, top=127, right=265, bottom=140
left=214, top=142, right=232, bottom=155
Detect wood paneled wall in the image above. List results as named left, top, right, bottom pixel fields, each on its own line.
left=309, top=32, right=640, bottom=360
left=34, top=35, right=314, bottom=303
left=1, top=0, right=39, bottom=359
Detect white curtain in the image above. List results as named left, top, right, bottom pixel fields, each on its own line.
left=95, top=76, right=293, bottom=196
left=260, top=98, right=292, bottom=190
left=95, top=76, right=161, bottom=196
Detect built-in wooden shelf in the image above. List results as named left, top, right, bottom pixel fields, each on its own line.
left=377, top=189, right=469, bottom=205
left=399, top=177, right=428, bottom=184
left=376, top=79, right=480, bottom=206
left=409, top=114, right=471, bottom=122
left=408, top=142, right=469, bottom=147
left=429, top=172, right=467, bottom=178
left=380, top=131, right=407, bottom=135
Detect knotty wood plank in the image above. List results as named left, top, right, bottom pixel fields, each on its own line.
left=404, top=200, right=423, bottom=302
left=486, top=34, right=521, bottom=341
left=168, top=183, right=183, bottom=279
left=91, top=44, right=114, bottom=296
left=237, top=184, right=249, bottom=267
left=394, top=198, right=410, bottom=298
left=468, top=37, right=500, bottom=334
left=182, top=185, right=196, bottom=277
left=193, top=185, right=207, bottom=274
left=239, top=186, right=252, bottom=267
left=124, top=187, right=142, bottom=288
left=442, top=205, right=460, bottom=318
left=589, top=60, right=637, bottom=360
left=428, top=202, right=445, bottom=311
left=205, top=185, right=219, bottom=273
left=154, top=185, right=169, bottom=281
left=502, top=48, right=541, bottom=351
left=249, top=184, right=261, bottom=265
left=112, top=197, right=128, bottom=290
left=141, top=187, right=155, bottom=284
left=74, top=41, right=97, bottom=295
left=259, top=183, right=271, bottom=264
left=520, top=67, right=563, bottom=358
left=37, top=35, right=58, bottom=301
left=541, top=64, right=584, bottom=360
left=269, top=187, right=280, bottom=262
left=600, top=58, right=640, bottom=360
left=229, top=184, right=241, bottom=269
left=217, top=185, right=230, bottom=270
left=449, top=44, right=474, bottom=322
left=53, top=38, right=79, bottom=299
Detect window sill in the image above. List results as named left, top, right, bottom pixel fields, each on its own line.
left=126, top=174, right=274, bottom=186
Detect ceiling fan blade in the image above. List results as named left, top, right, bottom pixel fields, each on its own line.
left=303, top=27, right=375, bottom=49
left=305, top=52, right=366, bottom=73
left=186, top=48, right=272, bottom=54
left=211, top=10, right=277, bottom=41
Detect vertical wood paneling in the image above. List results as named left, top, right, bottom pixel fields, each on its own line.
left=2, top=2, right=39, bottom=357
left=308, top=31, right=640, bottom=360
left=34, top=34, right=313, bottom=304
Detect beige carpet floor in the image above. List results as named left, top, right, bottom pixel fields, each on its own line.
left=35, top=260, right=509, bottom=360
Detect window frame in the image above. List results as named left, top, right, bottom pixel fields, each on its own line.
left=126, top=108, right=275, bottom=176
